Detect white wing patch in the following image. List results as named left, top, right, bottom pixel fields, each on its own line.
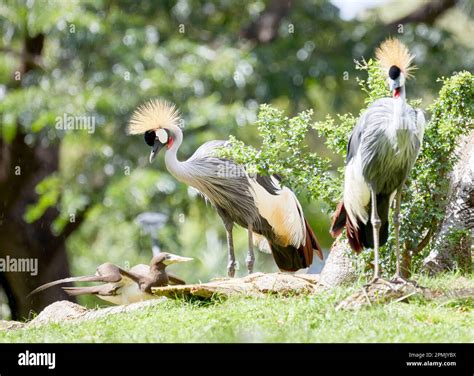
left=248, top=176, right=305, bottom=247
left=344, top=152, right=370, bottom=228
left=416, top=109, right=425, bottom=146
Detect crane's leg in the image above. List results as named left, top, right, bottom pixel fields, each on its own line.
left=370, top=187, right=382, bottom=283
left=246, top=224, right=255, bottom=274
left=223, top=219, right=237, bottom=278
left=391, top=184, right=417, bottom=286
left=393, top=186, right=403, bottom=281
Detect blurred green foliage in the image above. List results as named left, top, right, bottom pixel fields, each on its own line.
left=1, top=0, right=473, bottom=306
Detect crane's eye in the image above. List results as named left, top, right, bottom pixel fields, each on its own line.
left=144, top=131, right=155, bottom=146
left=156, top=129, right=169, bottom=144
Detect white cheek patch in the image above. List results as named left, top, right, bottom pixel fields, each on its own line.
left=399, top=73, right=406, bottom=86
left=156, top=128, right=168, bottom=144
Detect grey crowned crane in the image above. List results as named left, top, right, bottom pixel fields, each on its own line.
left=128, top=99, right=323, bottom=277
left=330, top=38, right=425, bottom=283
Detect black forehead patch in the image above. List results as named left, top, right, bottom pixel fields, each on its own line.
left=389, top=65, right=401, bottom=80
left=144, top=130, right=155, bottom=146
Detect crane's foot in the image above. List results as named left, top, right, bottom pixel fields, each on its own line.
left=246, top=263, right=254, bottom=275
left=364, top=276, right=392, bottom=289
left=390, top=274, right=419, bottom=287
left=227, top=261, right=238, bottom=278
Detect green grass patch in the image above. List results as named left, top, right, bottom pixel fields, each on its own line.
left=1, top=273, right=473, bottom=343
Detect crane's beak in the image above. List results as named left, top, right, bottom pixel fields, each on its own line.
left=389, top=78, right=402, bottom=98
left=149, top=140, right=165, bottom=163
left=389, top=78, right=400, bottom=91
left=164, top=255, right=194, bottom=265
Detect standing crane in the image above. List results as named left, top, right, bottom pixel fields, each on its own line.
left=330, top=38, right=425, bottom=283
left=128, top=100, right=323, bottom=277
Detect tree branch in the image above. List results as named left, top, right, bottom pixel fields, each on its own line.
left=240, top=0, right=292, bottom=44
left=415, top=228, right=434, bottom=254
left=388, top=0, right=458, bottom=28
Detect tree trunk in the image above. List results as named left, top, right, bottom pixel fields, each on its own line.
left=240, top=0, right=292, bottom=43
left=387, top=0, right=458, bottom=28
left=0, top=132, right=75, bottom=320
left=423, top=132, right=474, bottom=274
left=0, top=31, right=75, bottom=320
left=401, top=245, right=412, bottom=279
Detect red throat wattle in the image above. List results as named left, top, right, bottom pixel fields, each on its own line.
left=394, top=88, right=401, bottom=98
left=167, top=137, right=174, bottom=149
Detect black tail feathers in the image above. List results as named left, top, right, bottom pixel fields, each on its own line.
left=330, top=194, right=391, bottom=252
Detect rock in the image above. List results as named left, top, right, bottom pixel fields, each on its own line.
left=152, top=272, right=323, bottom=299
left=320, top=238, right=357, bottom=287
left=28, top=298, right=167, bottom=327
left=30, top=301, right=87, bottom=326
left=80, top=298, right=166, bottom=321
left=0, top=320, right=25, bottom=330
left=335, top=280, right=474, bottom=310
left=336, top=281, right=421, bottom=311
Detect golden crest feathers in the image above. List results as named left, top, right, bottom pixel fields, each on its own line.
left=128, top=99, right=181, bottom=135
left=375, top=38, right=416, bottom=78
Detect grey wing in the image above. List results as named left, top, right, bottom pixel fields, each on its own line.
left=346, top=118, right=364, bottom=163
left=188, top=140, right=228, bottom=161
left=347, top=98, right=393, bottom=163
left=181, top=139, right=258, bottom=222
left=398, top=104, right=425, bottom=154
left=415, top=108, right=425, bottom=151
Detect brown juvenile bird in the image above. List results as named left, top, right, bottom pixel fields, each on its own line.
left=28, top=253, right=193, bottom=305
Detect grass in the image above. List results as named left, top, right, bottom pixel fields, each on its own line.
left=1, top=273, right=473, bottom=343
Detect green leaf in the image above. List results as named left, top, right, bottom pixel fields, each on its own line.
left=1, top=114, right=17, bottom=143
